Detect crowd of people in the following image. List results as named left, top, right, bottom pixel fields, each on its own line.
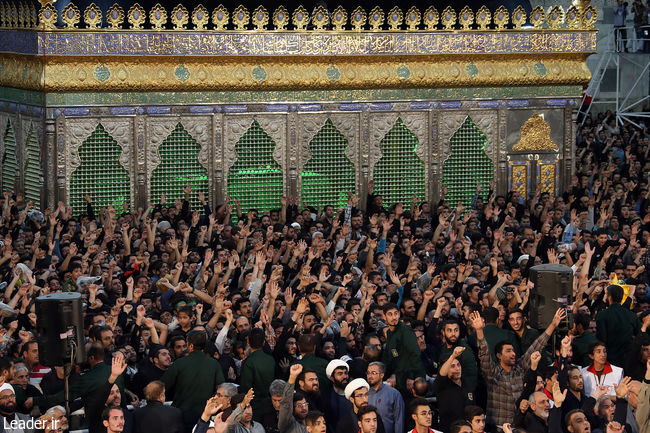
left=0, top=109, right=649, bottom=433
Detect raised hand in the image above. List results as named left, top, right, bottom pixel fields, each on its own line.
left=469, top=311, right=484, bottom=331
left=530, top=351, right=541, bottom=371
left=111, top=352, right=127, bottom=379
left=452, top=346, right=465, bottom=358
left=289, top=363, right=303, bottom=381
left=615, top=376, right=631, bottom=399
left=552, top=381, right=567, bottom=407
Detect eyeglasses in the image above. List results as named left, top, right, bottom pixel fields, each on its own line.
left=296, top=402, right=309, bottom=408
left=367, top=371, right=382, bottom=376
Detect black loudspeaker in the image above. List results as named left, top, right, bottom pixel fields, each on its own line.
left=36, top=293, right=86, bottom=366
left=528, top=264, right=573, bottom=329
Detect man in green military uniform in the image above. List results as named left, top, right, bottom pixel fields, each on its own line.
left=596, top=284, right=641, bottom=367
left=570, top=313, right=598, bottom=367
left=30, top=343, right=126, bottom=414
left=240, top=328, right=275, bottom=422
left=163, top=330, right=225, bottom=432
left=381, top=303, right=425, bottom=396
left=439, top=320, right=478, bottom=390
left=293, top=334, right=329, bottom=390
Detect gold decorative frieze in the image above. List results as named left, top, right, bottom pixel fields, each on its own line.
left=513, top=113, right=560, bottom=152
left=2, top=54, right=590, bottom=93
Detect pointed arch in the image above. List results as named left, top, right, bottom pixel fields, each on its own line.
left=373, top=118, right=425, bottom=207
left=1, top=119, right=18, bottom=193
left=23, top=124, right=41, bottom=206
left=150, top=123, right=209, bottom=210
left=442, top=116, right=494, bottom=208
left=69, top=124, right=131, bottom=215
left=301, top=119, right=356, bottom=209
left=227, top=120, right=283, bottom=216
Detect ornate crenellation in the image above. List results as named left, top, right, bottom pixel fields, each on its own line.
left=222, top=114, right=288, bottom=198
left=438, top=110, right=498, bottom=179
left=64, top=116, right=135, bottom=207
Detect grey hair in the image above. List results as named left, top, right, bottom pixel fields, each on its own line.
left=13, top=364, right=28, bottom=373
left=44, top=405, right=66, bottom=417
left=217, top=382, right=238, bottom=398
left=269, top=379, right=287, bottom=397
left=368, top=361, right=386, bottom=374
left=528, top=392, right=539, bottom=405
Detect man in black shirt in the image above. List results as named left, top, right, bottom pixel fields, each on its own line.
left=432, top=347, right=476, bottom=432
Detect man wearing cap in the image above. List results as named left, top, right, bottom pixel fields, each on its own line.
left=335, top=378, right=386, bottom=433
left=325, top=359, right=353, bottom=431
left=0, top=382, right=35, bottom=433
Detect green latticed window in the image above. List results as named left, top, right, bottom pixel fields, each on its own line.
left=150, top=123, right=208, bottom=210
left=23, top=124, right=41, bottom=206
left=227, top=120, right=283, bottom=217
left=373, top=118, right=425, bottom=207
left=1, top=120, right=18, bottom=193
left=70, top=124, right=131, bottom=216
left=301, top=119, right=356, bottom=209
left=442, top=117, right=493, bottom=208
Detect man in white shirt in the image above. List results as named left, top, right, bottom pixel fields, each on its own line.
left=580, top=341, right=623, bottom=398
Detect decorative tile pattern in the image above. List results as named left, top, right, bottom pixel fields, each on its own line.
left=537, top=160, right=558, bottom=196
left=227, top=120, right=283, bottom=216
left=442, top=117, right=493, bottom=208
left=301, top=119, right=356, bottom=209
left=373, top=118, right=425, bottom=206
left=509, top=162, right=529, bottom=200
left=150, top=123, right=208, bottom=210
left=69, top=124, right=131, bottom=215
left=9, top=31, right=597, bottom=57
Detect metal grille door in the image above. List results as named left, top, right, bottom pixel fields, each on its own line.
left=301, top=119, right=355, bottom=209
left=69, top=124, right=131, bottom=215
left=150, top=123, right=209, bottom=210
left=442, top=117, right=493, bottom=208
left=373, top=118, right=425, bottom=207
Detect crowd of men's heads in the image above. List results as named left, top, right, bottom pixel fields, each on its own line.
left=0, top=110, right=648, bottom=432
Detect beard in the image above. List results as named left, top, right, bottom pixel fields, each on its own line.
left=0, top=401, right=16, bottom=415
left=332, top=378, right=348, bottom=389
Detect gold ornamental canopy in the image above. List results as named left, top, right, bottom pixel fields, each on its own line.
left=0, top=0, right=598, bottom=31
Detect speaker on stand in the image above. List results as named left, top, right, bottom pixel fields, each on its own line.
left=528, top=264, right=573, bottom=330
left=36, top=292, right=86, bottom=416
